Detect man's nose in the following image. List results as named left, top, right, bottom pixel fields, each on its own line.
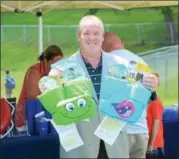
left=89, top=34, right=96, bottom=40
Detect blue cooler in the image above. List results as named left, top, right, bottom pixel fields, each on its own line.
left=163, top=107, right=179, bottom=159
left=25, top=99, right=57, bottom=135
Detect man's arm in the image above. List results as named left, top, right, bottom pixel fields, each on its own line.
left=147, top=119, right=160, bottom=152
left=147, top=98, right=163, bottom=153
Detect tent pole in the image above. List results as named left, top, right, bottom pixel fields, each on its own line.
left=36, top=10, right=43, bottom=55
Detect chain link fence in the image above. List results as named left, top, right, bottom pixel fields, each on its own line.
left=139, top=45, right=178, bottom=99
left=1, top=23, right=178, bottom=100
left=1, top=22, right=178, bottom=47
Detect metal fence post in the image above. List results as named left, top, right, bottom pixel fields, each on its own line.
left=48, top=26, right=51, bottom=45
left=136, top=24, right=141, bottom=45
left=1, top=25, right=4, bottom=41
left=23, top=25, right=26, bottom=42
left=105, top=25, right=109, bottom=32
left=164, top=55, right=168, bottom=97
left=169, top=22, right=174, bottom=44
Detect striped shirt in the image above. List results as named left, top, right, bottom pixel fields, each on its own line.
left=82, top=56, right=102, bottom=100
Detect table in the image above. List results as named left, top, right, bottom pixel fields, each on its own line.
left=0, top=134, right=59, bottom=159
left=163, top=107, right=179, bottom=159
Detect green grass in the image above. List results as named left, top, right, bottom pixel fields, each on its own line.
left=157, top=77, right=178, bottom=106
left=1, top=42, right=78, bottom=71
left=1, top=8, right=178, bottom=25
left=1, top=7, right=178, bottom=106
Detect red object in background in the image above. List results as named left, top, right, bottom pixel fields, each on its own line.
left=0, top=98, right=14, bottom=136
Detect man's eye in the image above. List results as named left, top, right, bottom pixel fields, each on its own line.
left=65, top=103, right=75, bottom=112
left=77, top=98, right=87, bottom=108
left=94, top=32, right=99, bottom=35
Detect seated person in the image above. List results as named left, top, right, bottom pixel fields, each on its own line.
left=15, top=45, right=64, bottom=130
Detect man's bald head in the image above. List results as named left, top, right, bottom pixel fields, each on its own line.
left=102, top=32, right=124, bottom=52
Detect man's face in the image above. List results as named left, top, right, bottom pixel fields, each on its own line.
left=78, top=20, right=104, bottom=56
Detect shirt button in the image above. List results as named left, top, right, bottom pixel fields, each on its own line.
left=92, top=70, right=95, bottom=73
left=94, top=77, right=96, bottom=81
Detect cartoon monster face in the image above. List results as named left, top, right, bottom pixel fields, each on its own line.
left=38, top=78, right=97, bottom=125
left=52, top=94, right=96, bottom=125
left=112, top=100, right=135, bottom=118
left=55, top=95, right=93, bottom=118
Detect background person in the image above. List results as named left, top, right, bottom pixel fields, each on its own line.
left=15, top=45, right=63, bottom=130
left=146, top=73, right=164, bottom=158
left=4, top=70, right=15, bottom=98
left=102, top=32, right=159, bottom=158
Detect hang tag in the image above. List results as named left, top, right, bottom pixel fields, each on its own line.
left=51, top=119, right=84, bottom=152
left=94, top=116, right=126, bottom=145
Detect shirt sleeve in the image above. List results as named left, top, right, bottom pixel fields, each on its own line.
left=150, top=92, right=158, bottom=101
left=150, top=98, right=163, bottom=119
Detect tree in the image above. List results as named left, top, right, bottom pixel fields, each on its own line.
left=84, top=9, right=99, bottom=16
left=160, top=7, right=177, bottom=44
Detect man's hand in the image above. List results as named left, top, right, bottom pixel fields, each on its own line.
left=142, top=74, right=158, bottom=92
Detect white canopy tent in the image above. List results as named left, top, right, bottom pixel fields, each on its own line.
left=1, top=1, right=178, bottom=54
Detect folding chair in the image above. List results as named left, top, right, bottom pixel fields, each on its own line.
left=0, top=98, right=15, bottom=139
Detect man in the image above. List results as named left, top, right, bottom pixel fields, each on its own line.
left=59, top=16, right=158, bottom=158
left=102, top=32, right=159, bottom=158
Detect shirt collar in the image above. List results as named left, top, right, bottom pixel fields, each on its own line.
left=81, top=53, right=103, bottom=68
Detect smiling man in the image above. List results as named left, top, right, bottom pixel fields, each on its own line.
left=58, top=16, right=158, bottom=159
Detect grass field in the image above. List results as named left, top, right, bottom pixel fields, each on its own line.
left=1, top=8, right=178, bottom=25
left=1, top=7, right=178, bottom=106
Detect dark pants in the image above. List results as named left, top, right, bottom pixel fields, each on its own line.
left=146, top=148, right=165, bottom=159
left=97, top=140, right=108, bottom=159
